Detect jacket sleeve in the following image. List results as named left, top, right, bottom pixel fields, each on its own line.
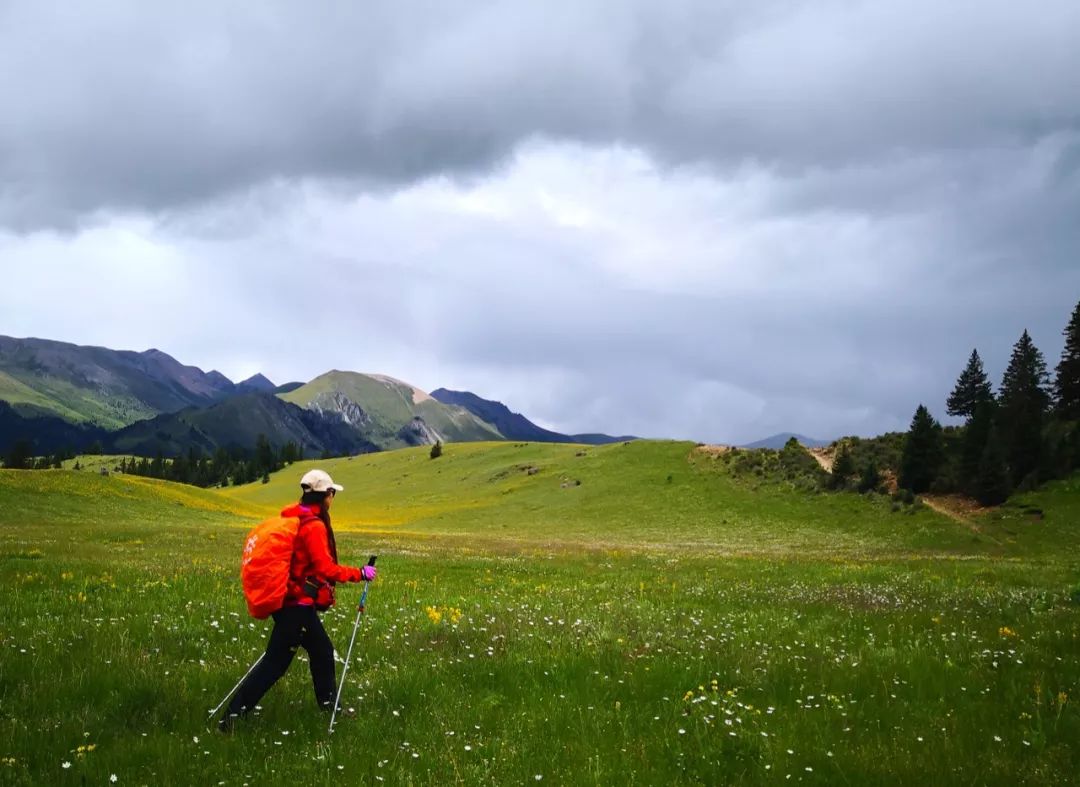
left=300, top=523, right=362, bottom=583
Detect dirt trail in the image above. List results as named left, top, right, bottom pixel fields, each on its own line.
left=693, top=444, right=734, bottom=457
left=920, top=496, right=971, bottom=526
left=806, top=446, right=992, bottom=537
left=709, top=442, right=994, bottom=539
left=920, top=494, right=997, bottom=537
left=807, top=447, right=834, bottom=472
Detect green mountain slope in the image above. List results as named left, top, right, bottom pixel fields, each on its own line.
left=280, top=371, right=502, bottom=450
left=109, top=392, right=376, bottom=457
left=221, top=439, right=1072, bottom=558
left=0, top=336, right=241, bottom=428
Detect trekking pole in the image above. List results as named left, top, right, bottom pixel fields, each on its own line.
left=208, top=653, right=264, bottom=720
left=329, top=555, right=377, bottom=735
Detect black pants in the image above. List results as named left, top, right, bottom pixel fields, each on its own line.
left=225, top=605, right=336, bottom=717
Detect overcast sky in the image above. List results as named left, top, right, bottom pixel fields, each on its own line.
left=1, top=1, right=1079, bottom=444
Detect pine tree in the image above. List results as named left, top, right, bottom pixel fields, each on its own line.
left=857, top=459, right=881, bottom=493
left=828, top=445, right=855, bottom=490
left=1054, top=300, right=1080, bottom=420
left=4, top=440, right=33, bottom=469
left=960, top=399, right=996, bottom=495
left=946, top=349, right=995, bottom=419
left=975, top=425, right=1011, bottom=506
left=898, top=405, right=944, bottom=493
left=998, top=330, right=1051, bottom=484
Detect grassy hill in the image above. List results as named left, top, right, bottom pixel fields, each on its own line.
left=221, top=439, right=1078, bottom=560
left=3, top=443, right=1079, bottom=784
left=280, top=371, right=502, bottom=450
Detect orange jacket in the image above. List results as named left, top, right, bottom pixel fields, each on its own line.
left=281, top=504, right=361, bottom=609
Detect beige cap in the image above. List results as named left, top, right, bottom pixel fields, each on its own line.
left=300, top=469, right=344, bottom=494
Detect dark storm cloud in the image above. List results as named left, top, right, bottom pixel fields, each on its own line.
left=2, top=1, right=1079, bottom=444
left=2, top=0, right=1079, bottom=228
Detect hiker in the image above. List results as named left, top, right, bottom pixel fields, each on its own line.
left=219, top=469, right=376, bottom=731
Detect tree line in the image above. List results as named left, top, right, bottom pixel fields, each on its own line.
left=3, top=434, right=309, bottom=488
left=831, top=300, right=1080, bottom=505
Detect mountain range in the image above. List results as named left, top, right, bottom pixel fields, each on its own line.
left=740, top=432, right=831, bottom=450
left=0, top=335, right=631, bottom=458
left=430, top=389, right=634, bottom=445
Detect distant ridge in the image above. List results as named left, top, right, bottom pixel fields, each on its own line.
left=281, top=372, right=503, bottom=450
left=430, top=388, right=634, bottom=445
left=109, top=391, right=377, bottom=457
left=237, top=373, right=276, bottom=393
left=0, top=335, right=271, bottom=429
left=0, top=334, right=633, bottom=459
left=741, top=432, right=831, bottom=450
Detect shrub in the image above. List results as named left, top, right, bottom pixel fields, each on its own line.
left=892, top=488, right=916, bottom=506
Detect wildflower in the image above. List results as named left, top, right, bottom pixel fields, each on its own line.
left=998, top=626, right=1016, bottom=638
left=535, top=776, right=543, bottom=781
left=62, top=762, right=71, bottom=769
left=110, top=776, right=118, bottom=783
left=425, top=607, right=442, bottom=625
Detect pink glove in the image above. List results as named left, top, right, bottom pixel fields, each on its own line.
left=360, top=565, right=377, bottom=582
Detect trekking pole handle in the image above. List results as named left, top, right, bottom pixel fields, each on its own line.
left=357, top=555, right=377, bottom=612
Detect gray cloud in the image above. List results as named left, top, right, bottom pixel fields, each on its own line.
left=2, top=1, right=1079, bottom=228
left=1, top=2, right=1078, bottom=444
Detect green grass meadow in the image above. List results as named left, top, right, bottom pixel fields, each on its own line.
left=2, top=441, right=1079, bottom=785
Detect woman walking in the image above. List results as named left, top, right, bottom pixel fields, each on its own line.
left=219, top=469, right=376, bottom=731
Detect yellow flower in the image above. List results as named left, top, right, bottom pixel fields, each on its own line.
left=999, top=626, right=1016, bottom=638
left=425, top=606, right=442, bottom=625
left=683, top=691, right=694, bottom=701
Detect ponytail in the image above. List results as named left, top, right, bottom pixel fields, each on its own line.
left=299, top=490, right=338, bottom=562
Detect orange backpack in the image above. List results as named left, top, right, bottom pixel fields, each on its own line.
left=240, top=515, right=302, bottom=619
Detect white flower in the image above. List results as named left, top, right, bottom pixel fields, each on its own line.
left=110, top=776, right=118, bottom=783
left=62, top=762, right=71, bottom=769
left=535, top=777, right=543, bottom=782
left=464, top=745, right=472, bottom=752
left=192, top=736, right=199, bottom=744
